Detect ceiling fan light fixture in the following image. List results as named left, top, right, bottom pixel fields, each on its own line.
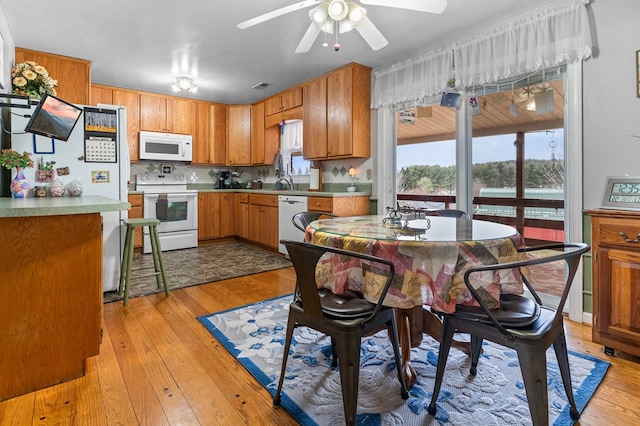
left=310, top=3, right=328, bottom=25
left=348, top=2, right=365, bottom=25
left=328, top=0, right=348, bottom=21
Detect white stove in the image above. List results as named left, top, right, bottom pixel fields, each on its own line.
left=137, top=174, right=198, bottom=253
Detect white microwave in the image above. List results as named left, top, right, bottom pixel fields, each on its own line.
left=139, top=131, right=193, bottom=162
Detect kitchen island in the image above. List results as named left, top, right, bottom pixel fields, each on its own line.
left=0, top=196, right=129, bottom=401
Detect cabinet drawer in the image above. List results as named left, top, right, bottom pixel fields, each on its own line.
left=308, top=196, right=333, bottom=212
left=238, top=193, right=249, bottom=204
left=597, top=218, right=640, bottom=247
left=250, top=194, right=278, bottom=207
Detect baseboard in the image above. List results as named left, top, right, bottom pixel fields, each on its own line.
left=583, top=312, right=592, bottom=325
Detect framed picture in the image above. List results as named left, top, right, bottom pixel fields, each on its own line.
left=33, top=134, right=55, bottom=154
left=637, top=50, right=640, bottom=98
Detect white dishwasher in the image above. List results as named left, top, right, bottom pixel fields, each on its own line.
left=278, top=195, right=308, bottom=255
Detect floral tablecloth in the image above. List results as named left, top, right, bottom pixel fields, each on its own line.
left=305, top=216, right=526, bottom=314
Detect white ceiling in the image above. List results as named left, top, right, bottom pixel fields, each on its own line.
left=1, top=0, right=560, bottom=105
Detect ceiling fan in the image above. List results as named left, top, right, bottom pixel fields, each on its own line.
left=237, top=0, right=447, bottom=53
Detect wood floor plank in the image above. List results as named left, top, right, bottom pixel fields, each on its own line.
left=1, top=265, right=639, bottom=425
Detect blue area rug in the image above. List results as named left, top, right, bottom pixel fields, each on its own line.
left=198, top=295, right=609, bottom=426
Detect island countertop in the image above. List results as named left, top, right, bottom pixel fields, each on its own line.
left=0, top=196, right=130, bottom=218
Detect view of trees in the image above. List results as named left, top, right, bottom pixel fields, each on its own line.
left=398, top=159, right=564, bottom=194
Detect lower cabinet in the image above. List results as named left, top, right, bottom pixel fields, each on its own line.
left=308, top=195, right=370, bottom=216
left=199, top=192, right=236, bottom=241
left=249, top=194, right=279, bottom=249
left=588, top=209, right=640, bottom=357
left=128, top=194, right=143, bottom=249
left=235, top=193, right=250, bottom=239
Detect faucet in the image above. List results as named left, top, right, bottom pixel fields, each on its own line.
left=277, top=175, right=294, bottom=190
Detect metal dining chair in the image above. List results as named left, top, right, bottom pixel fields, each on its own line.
left=291, top=210, right=337, bottom=232
left=274, top=240, right=409, bottom=426
left=427, top=242, right=590, bottom=425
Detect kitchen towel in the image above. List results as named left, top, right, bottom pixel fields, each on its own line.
left=274, top=152, right=284, bottom=178
left=156, top=194, right=168, bottom=220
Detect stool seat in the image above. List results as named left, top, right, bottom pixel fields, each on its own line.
left=118, top=217, right=169, bottom=305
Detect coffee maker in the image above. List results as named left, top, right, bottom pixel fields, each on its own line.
left=217, top=171, right=231, bottom=189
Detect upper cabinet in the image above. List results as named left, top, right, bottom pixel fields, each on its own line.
left=251, top=102, right=266, bottom=165
left=303, top=63, right=371, bottom=160
left=227, top=104, right=252, bottom=166
left=140, top=94, right=195, bottom=135
left=90, top=84, right=141, bottom=163
left=16, top=48, right=91, bottom=105
left=264, top=87, right=303, bottom=117
left=193, top=102, right=226, bottom=165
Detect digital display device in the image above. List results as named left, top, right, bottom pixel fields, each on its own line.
left=601, top=176, right=640, bottom=210
left=24, top=93, right=83, bottom=142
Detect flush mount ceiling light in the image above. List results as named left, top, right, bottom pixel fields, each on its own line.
left=171, top=76, right=198, bottom=93
left=236, top=0, right=447, bottom=53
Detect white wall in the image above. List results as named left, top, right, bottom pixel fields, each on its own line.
left=583, top=0, right=640, bottom=209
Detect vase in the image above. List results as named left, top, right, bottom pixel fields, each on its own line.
left=10, top=167, right=30, bottom=198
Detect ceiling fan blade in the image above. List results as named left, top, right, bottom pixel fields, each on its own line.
left=359, top=0, right=447, bottom=14
left=355, top=16, right=388, bottom=51
left=237, top=0, right=321, bottom=29
left=295, top=23, right=321, bottom=53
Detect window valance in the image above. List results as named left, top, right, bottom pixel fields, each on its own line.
left=371, top=0, right=593, bottom=109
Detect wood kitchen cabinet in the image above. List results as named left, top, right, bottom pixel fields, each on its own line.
left=193, top=102, right=226, bottom=165
left=308, top=195, right=370, bottom=217
left=90, top=84, right=141, bottom=162
left=198, top=192, right=236, bottom=241
left=251, top=102, right=266, bottom=165
left=16, top=48, right=91, bottom=105
left=587, top=209, right=640, bottom=357
left=249, top=194, right=279, bottom=249
left=264, top=86, right=303, bottom=116
left=227, top=104, right=252, bottom=166
left=303, top=63, right=371, bottom=160
left=128, top=193, right=144, bottom=249
left=140, top=93, right=195, bottom=135
left=235, top=193, right=250, bottom=239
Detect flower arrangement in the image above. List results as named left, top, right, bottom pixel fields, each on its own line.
left=11, top=61, right=57, bottom=99
left=0, top=149, right=34, bottom=170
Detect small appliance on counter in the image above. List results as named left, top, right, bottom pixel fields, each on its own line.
left=217, top=171, right=230, bottom=189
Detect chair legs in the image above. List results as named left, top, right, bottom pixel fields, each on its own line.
left=334, top=333, right=363, bottom=426
left=427, top=318, right=456, bottom=415
left=273, top=317, right=296, bottom=408
left=553, top=332, right=580, bottom=420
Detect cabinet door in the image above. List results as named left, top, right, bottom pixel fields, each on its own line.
left=235, top=193, right=250, bottom=239
left=596, top=248, right=640, bottom=343
left=251, top=102, right=265, bottom=165
left=210, top=104, right=227, bottom=165
left=327, top=67, right=353, bottom=157
left=140, top=94, right=168, bottom=132
left=227, top=105, right=252, bottom=166
left=303, top=78, right=327, bottom=159
left=198, top=193, right=219, bottom=240
left=264, top=95, right=282, bottom=117
left=91, top=85, right=112, bottom=105
left=219, top=193, right=235, bottom=237
left=16, top=48, right=91, bottom=105
left=128, top=194, right=144, bottom=248
left=112, top=89, right=141, bottom=163
left=282, top=87, right=303, bottom=110
left=249, top=204, right=278, bottom=248
left=167, top=98, right=195, bottom=135
left=193, top=102, right=211, bottom=164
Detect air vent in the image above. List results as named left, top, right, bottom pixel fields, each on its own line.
left=251, top=82, right=269, bottom=90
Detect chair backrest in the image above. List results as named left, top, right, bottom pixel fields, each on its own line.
left=424, top=209, right=469, bottom=218
left=292, top=211, right=337, bottom=232
left=462, top=242, right=590, bottom=334
left=280, top=239, right=395, bottom=322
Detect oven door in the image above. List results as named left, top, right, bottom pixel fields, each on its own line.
left=143, top=192, right=198, bottom=233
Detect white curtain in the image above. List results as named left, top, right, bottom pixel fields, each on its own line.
left=279, top=120, right=303, bottom=173
left=371, top=49, right=453, bottom=109
left=371, top=0, right=593, bottom=109
left=453, top=0, right=593, bottom=87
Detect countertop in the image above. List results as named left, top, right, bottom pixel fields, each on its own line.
left=193, top=189, right=370, bottom=197
left=0, top=196, right=130, bottom=218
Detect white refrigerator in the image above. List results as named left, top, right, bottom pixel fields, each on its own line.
left=11, top=103, right=130, bottom=292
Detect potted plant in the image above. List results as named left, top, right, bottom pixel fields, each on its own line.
left=11, top=61, right=57, bottom=100
left=0, top=149, right=34, bottom=197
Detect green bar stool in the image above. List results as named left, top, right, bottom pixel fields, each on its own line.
left=118, top=218, right=169, bottom=306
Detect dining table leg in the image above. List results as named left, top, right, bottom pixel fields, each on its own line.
left=396, top=307, right=473, bottom=390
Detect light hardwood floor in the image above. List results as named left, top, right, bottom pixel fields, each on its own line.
left=0, top=266, right=638, bottom=425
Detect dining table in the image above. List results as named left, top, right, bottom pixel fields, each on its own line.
left=304, top=214, right=527, bottom=389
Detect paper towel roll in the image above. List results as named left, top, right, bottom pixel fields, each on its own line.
left=309, top=168, right=320, bottom=190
